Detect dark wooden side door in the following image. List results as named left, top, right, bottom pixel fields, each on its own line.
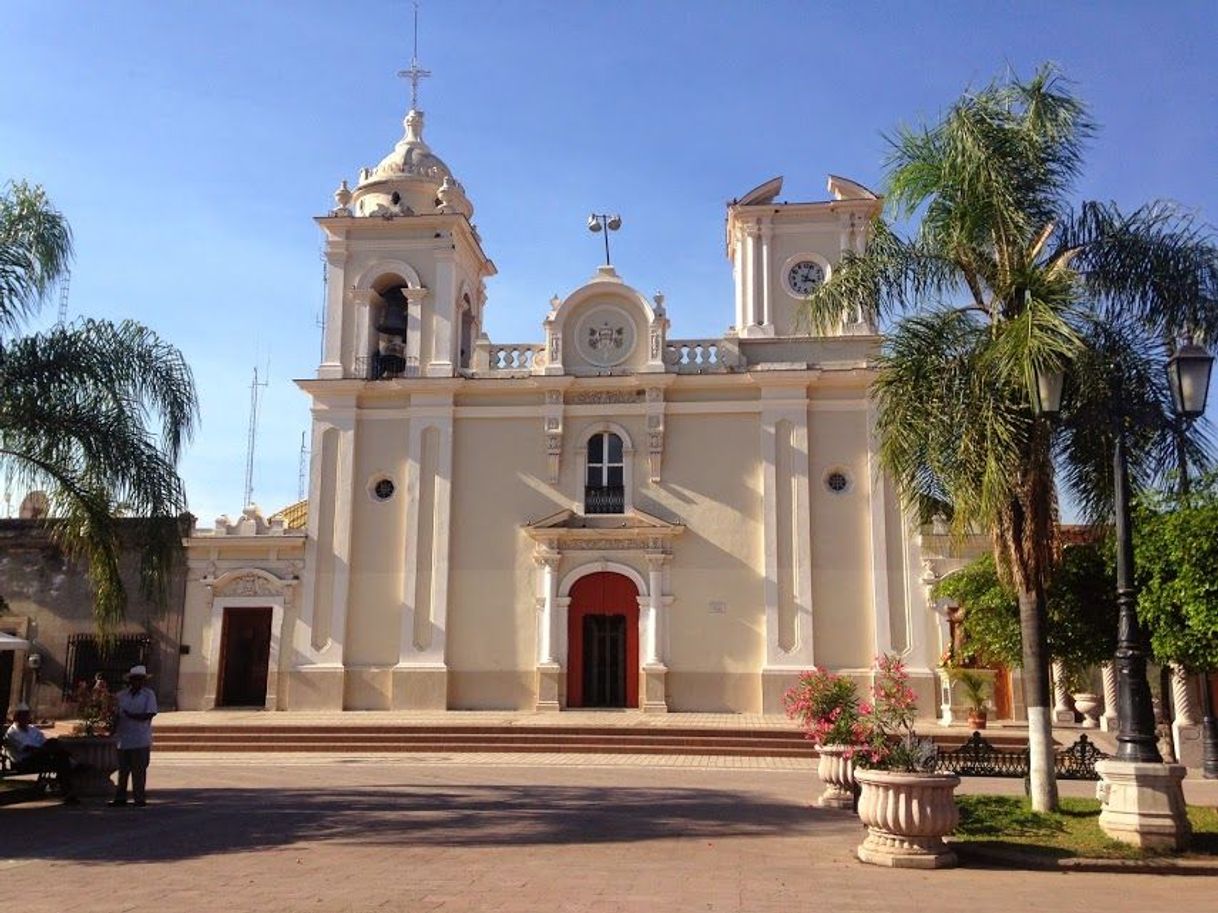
left=218, top=607, right=273, bottom=707
left=567, top=572, right=639, bottom=708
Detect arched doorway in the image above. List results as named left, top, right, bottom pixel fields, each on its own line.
left=567, top=572, right=639, bottom=708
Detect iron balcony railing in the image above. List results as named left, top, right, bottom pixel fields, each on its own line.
left=585, top=486, right=625, bottom=514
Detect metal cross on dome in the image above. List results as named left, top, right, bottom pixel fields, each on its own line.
left=397, top=2, right=431, bottom=111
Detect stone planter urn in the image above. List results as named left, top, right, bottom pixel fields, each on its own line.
left=1072, top=692, right=1101, bottom=729
left=57, top=735, right=118, bottom=797
left=855, top=769, right=961, bottom=869
left=814, top=744, right=857, bottom=809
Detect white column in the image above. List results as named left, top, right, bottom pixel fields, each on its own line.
left=1170, top=665, right=1203, bottom=767
left=404, top=288, right=426, bottom=376
left=1101, top=662, right=1119, bottom=732
left=759, top=220, right=772, bottom=329
left=644, top=554, right=668, bottom=667
left=537, top=554, right=560, bottom=666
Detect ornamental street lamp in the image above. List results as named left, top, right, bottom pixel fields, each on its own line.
left=1032, top=360, right=1161, bottom=762
left=1166, top=338, right=1217, bottom=778
left=587, top=213, right=622, bottom=266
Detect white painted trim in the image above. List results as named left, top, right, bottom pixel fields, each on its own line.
left=557, top=560, right=649, bottom=599
left=349, top=258, right=424, bottom=292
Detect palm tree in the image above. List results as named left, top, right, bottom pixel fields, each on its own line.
left=804, top=65, right=1217, bottom=811
left=0, top=180, right=198, bottom=634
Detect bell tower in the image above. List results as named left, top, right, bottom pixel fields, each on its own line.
left=314, top=33, right=494, bottom=382
left=725, top=175, right=882, bottom=337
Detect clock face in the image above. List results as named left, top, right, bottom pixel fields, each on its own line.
left=787, top=259, right=826, bottom=295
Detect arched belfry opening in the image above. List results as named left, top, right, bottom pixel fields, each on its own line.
left=370, top=273, right=414, bottom=379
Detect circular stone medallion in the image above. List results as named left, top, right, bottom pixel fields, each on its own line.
left=575, top=305, right=636, bottom=368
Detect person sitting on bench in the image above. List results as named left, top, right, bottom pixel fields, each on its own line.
left=3, top=703, right=79, bottom=804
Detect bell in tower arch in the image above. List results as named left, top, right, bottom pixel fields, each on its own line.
left=376, top=286, right=409, bottom=339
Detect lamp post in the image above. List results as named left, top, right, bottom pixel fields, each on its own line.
left=1167, top=340, right=1217, bottom=778
left=1031, top=361, right=1161, bottom=762
left=587, top=213, right=622, bottom=266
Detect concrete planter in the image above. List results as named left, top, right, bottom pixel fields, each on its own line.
left=814, top=744, right=857, bottom=809
left=1072, top=692, right=1101, bottom=729
left=855, top=769, right=960, bottom=869
left=57, top=735, right=118, bottom=797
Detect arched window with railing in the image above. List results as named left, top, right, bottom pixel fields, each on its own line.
left=585, top=431, right=625, bottom=514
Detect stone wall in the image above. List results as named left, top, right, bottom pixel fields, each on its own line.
left=0, top=517, right=189, bottom=718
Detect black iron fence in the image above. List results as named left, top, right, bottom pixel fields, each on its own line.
left=62, top=633, right=152, bottom=697
left=935, top=731, right=1107, bottom=781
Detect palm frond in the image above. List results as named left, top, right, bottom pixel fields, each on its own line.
left=0, top=181, right=73, bottom=334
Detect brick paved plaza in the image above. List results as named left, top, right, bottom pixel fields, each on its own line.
left=3, top=754, right=1216, bottom=913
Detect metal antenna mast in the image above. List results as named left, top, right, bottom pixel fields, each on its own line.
left=397, top=1, right=431, bottom=110
left=56, top=271, right=71, bottom=325
left=297, top=431, right=309, bottom=501
left=242, top=365, right=269, bottom=507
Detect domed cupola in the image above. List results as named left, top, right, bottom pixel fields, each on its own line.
left=345, top=108, right=474, bottom=219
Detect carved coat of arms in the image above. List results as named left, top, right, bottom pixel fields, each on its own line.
left=587, top=321, right=625, bottom=352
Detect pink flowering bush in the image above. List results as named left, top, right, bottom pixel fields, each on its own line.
left=855, top=654, right=938, bottom=772
left=783, top=667, right=869, bottom=748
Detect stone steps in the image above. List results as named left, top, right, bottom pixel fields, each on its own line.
left=151, top=723, right=1031, bottom=757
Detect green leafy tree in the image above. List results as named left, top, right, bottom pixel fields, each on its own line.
left=1135, top=473, right=1218, bottom=673
left=935, top=545, right=1117, bottom=676
left=0, top=181, right=197, bottom=633
left=804, top=65, right=1217, bottom=810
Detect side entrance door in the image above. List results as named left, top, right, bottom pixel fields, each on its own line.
left=217, top=606, right=273, bottom=707
left=567, top=572, right=639, bottom=709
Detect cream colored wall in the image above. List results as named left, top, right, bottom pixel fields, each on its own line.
left=647, top=412, right=765, bottom=711
left=807, top=406, right=876, bottom=669
left=345, top=416, right=410, bottom=668
left=766, top=225, right=841, bottom=335
left=447, top=415, right=560, bottom=709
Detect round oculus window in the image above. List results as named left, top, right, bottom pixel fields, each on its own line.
left=825, top=470, right=850, bottom=494
left=372, top=478, right=396, bottom=501
left=787, top=259, right=826, bottom=296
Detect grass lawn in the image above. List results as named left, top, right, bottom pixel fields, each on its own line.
left=952, top=795, right=1218, bottom=860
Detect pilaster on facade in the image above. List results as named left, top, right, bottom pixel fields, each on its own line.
left=644, top=386, right=666, bottom=482
left=865, top=402, right=893, bottom=658
left=759, top=383, right=815, bottom=672
left=398, top=393, right=456, bottom=671
left=426, top=249, right=458, bottom=377
left=318, top=241, right=349, bottom=379
left=543, top=390, right=564, bottom=483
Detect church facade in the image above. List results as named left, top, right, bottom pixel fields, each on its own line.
left=175, top=93, right=972, bottom=717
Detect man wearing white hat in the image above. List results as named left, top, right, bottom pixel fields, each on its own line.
left=3, top=702, right=78, bottom=803
left=108, top=665, right=157, bottom=807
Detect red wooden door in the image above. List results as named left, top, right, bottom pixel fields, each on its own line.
left=567, top=572, right=639, bottom=708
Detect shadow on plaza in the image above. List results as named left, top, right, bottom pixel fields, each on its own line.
left=0, top=783, right=860, bottom=864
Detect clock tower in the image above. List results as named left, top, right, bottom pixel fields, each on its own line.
left=726, top=174, right=883, bottom=337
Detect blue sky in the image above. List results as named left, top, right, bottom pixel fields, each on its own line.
left=3, top=1, right=1216, bottom=523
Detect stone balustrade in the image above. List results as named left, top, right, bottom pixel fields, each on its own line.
left=664, top=339, right=728, bottom=372
left=485, top=343, right=546, bottom=371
